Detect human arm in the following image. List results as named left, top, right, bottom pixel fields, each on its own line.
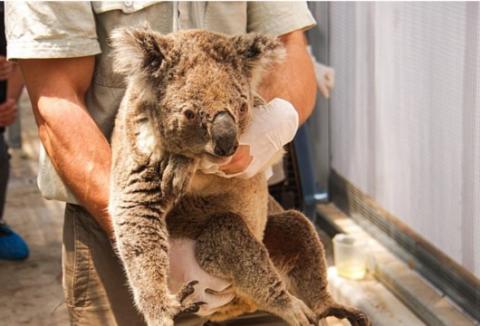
left=258, top=30, right=317, bottom=124
left=19, top=57, right=114, bottom=238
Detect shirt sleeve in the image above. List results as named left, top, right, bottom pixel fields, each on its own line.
left=247, top=2, right=316, bottom=36
left=5, top=1, right=101, bottom=59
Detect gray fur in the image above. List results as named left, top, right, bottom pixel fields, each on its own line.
left=109, top=27, right=369, bottom=326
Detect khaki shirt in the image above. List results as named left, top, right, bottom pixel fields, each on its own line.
left=6, top=1, right=316, bottom=203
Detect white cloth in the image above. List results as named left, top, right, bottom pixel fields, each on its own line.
left=199, top=98, right=299, bottom=179
left=168, top=238, right=234, bottom=316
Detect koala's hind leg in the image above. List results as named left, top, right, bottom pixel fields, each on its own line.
left=263, top=210, right=370, bottom=326
left=195, top=213, right=316, bottom=326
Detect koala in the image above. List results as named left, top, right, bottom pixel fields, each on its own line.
left=109, top=27, right=370, bottom=326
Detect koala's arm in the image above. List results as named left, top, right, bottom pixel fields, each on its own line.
left=110, top=151, right=198, bottom=325
left=19, top=57, right=114, bottom=238
left=257, top=30, right=317, bottom=124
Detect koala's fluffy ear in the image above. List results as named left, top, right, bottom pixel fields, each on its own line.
left=110, top=26, right=173, bottom=77
left=232, top=34, right=286, bottom=85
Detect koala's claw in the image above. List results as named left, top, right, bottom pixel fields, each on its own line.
left=160, top=154, right=195, bottom=199
left=177, top=280, right=199, bottom=303
left=204, top=284, right=234, bottom=296
left=180, top=301, right=206, bottom=315
left=174, top=280, right=206, bottom=317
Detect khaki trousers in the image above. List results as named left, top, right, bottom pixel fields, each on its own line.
left=62, top=204, right=206, bottom=326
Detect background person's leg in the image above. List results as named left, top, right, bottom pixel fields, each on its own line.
left=0, top=133, right=29, bottom=260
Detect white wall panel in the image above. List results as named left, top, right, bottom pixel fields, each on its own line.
left=329, top=2, right=480, bottom=277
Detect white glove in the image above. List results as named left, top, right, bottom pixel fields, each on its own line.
left=168, top=238, right=234, bottom=316
left=199, top=98, right=299, bottom=179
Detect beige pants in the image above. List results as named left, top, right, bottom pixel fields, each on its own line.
left=62, top=204, right=207, bottom=326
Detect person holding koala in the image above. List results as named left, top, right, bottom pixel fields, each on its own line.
left=5, top=2, right=332, bottom=325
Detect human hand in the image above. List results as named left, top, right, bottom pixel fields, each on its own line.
left=198, top=98, right=299, bottom=179
left=219, top=145, right=253, bottom=175
left=229, top=98, right=298, bottom=179
left=168, top=238, right=234, bottom=316
left=0, top=99, right=17, bottom=126
left=0, top=56, right=14, bottom=80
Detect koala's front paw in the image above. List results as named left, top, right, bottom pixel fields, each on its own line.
left=142, top=301, right=177, bottom=326
left=161, top=154, right=196, bottom=199
left=139, top=279, right=202, bottom=326
left=145, top=314, right=175, bottom=326
left=176, top=280, right=206, bottom=315
left=177, top=280, right=199, bottom=304
left=138, top=291, right=183, bottom=326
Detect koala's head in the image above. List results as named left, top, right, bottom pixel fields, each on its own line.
left=111, top=27, right=284, bottom=161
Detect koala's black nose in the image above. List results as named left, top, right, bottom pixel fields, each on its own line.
left=211, top=112, right=239, bottom=157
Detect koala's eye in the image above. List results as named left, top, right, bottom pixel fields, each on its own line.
left=184, top=109, right=195, bottom=120
left=239, top=103, right=248, bottom=115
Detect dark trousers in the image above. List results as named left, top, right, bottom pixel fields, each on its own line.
left=0, top=132, right=9, bottom=220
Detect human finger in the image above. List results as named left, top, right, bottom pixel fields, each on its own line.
left=220, top=145, right=249, bottom=166
left=221, top=155, right=253, bottom=175
left=0, top=106, right=16, bottom=119
left=220, top=145, right=252, bottom=174
left=0, top=99, right=16, bottom=112
left=0, top=103, right=17, bottom=124
left=0, top=113, right=16, bottom=126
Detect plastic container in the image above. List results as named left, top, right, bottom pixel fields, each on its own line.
left=333, top=233, right=367, bottom=280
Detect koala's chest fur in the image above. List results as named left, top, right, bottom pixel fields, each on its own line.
left=166, top=171, right=270, bottom=241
